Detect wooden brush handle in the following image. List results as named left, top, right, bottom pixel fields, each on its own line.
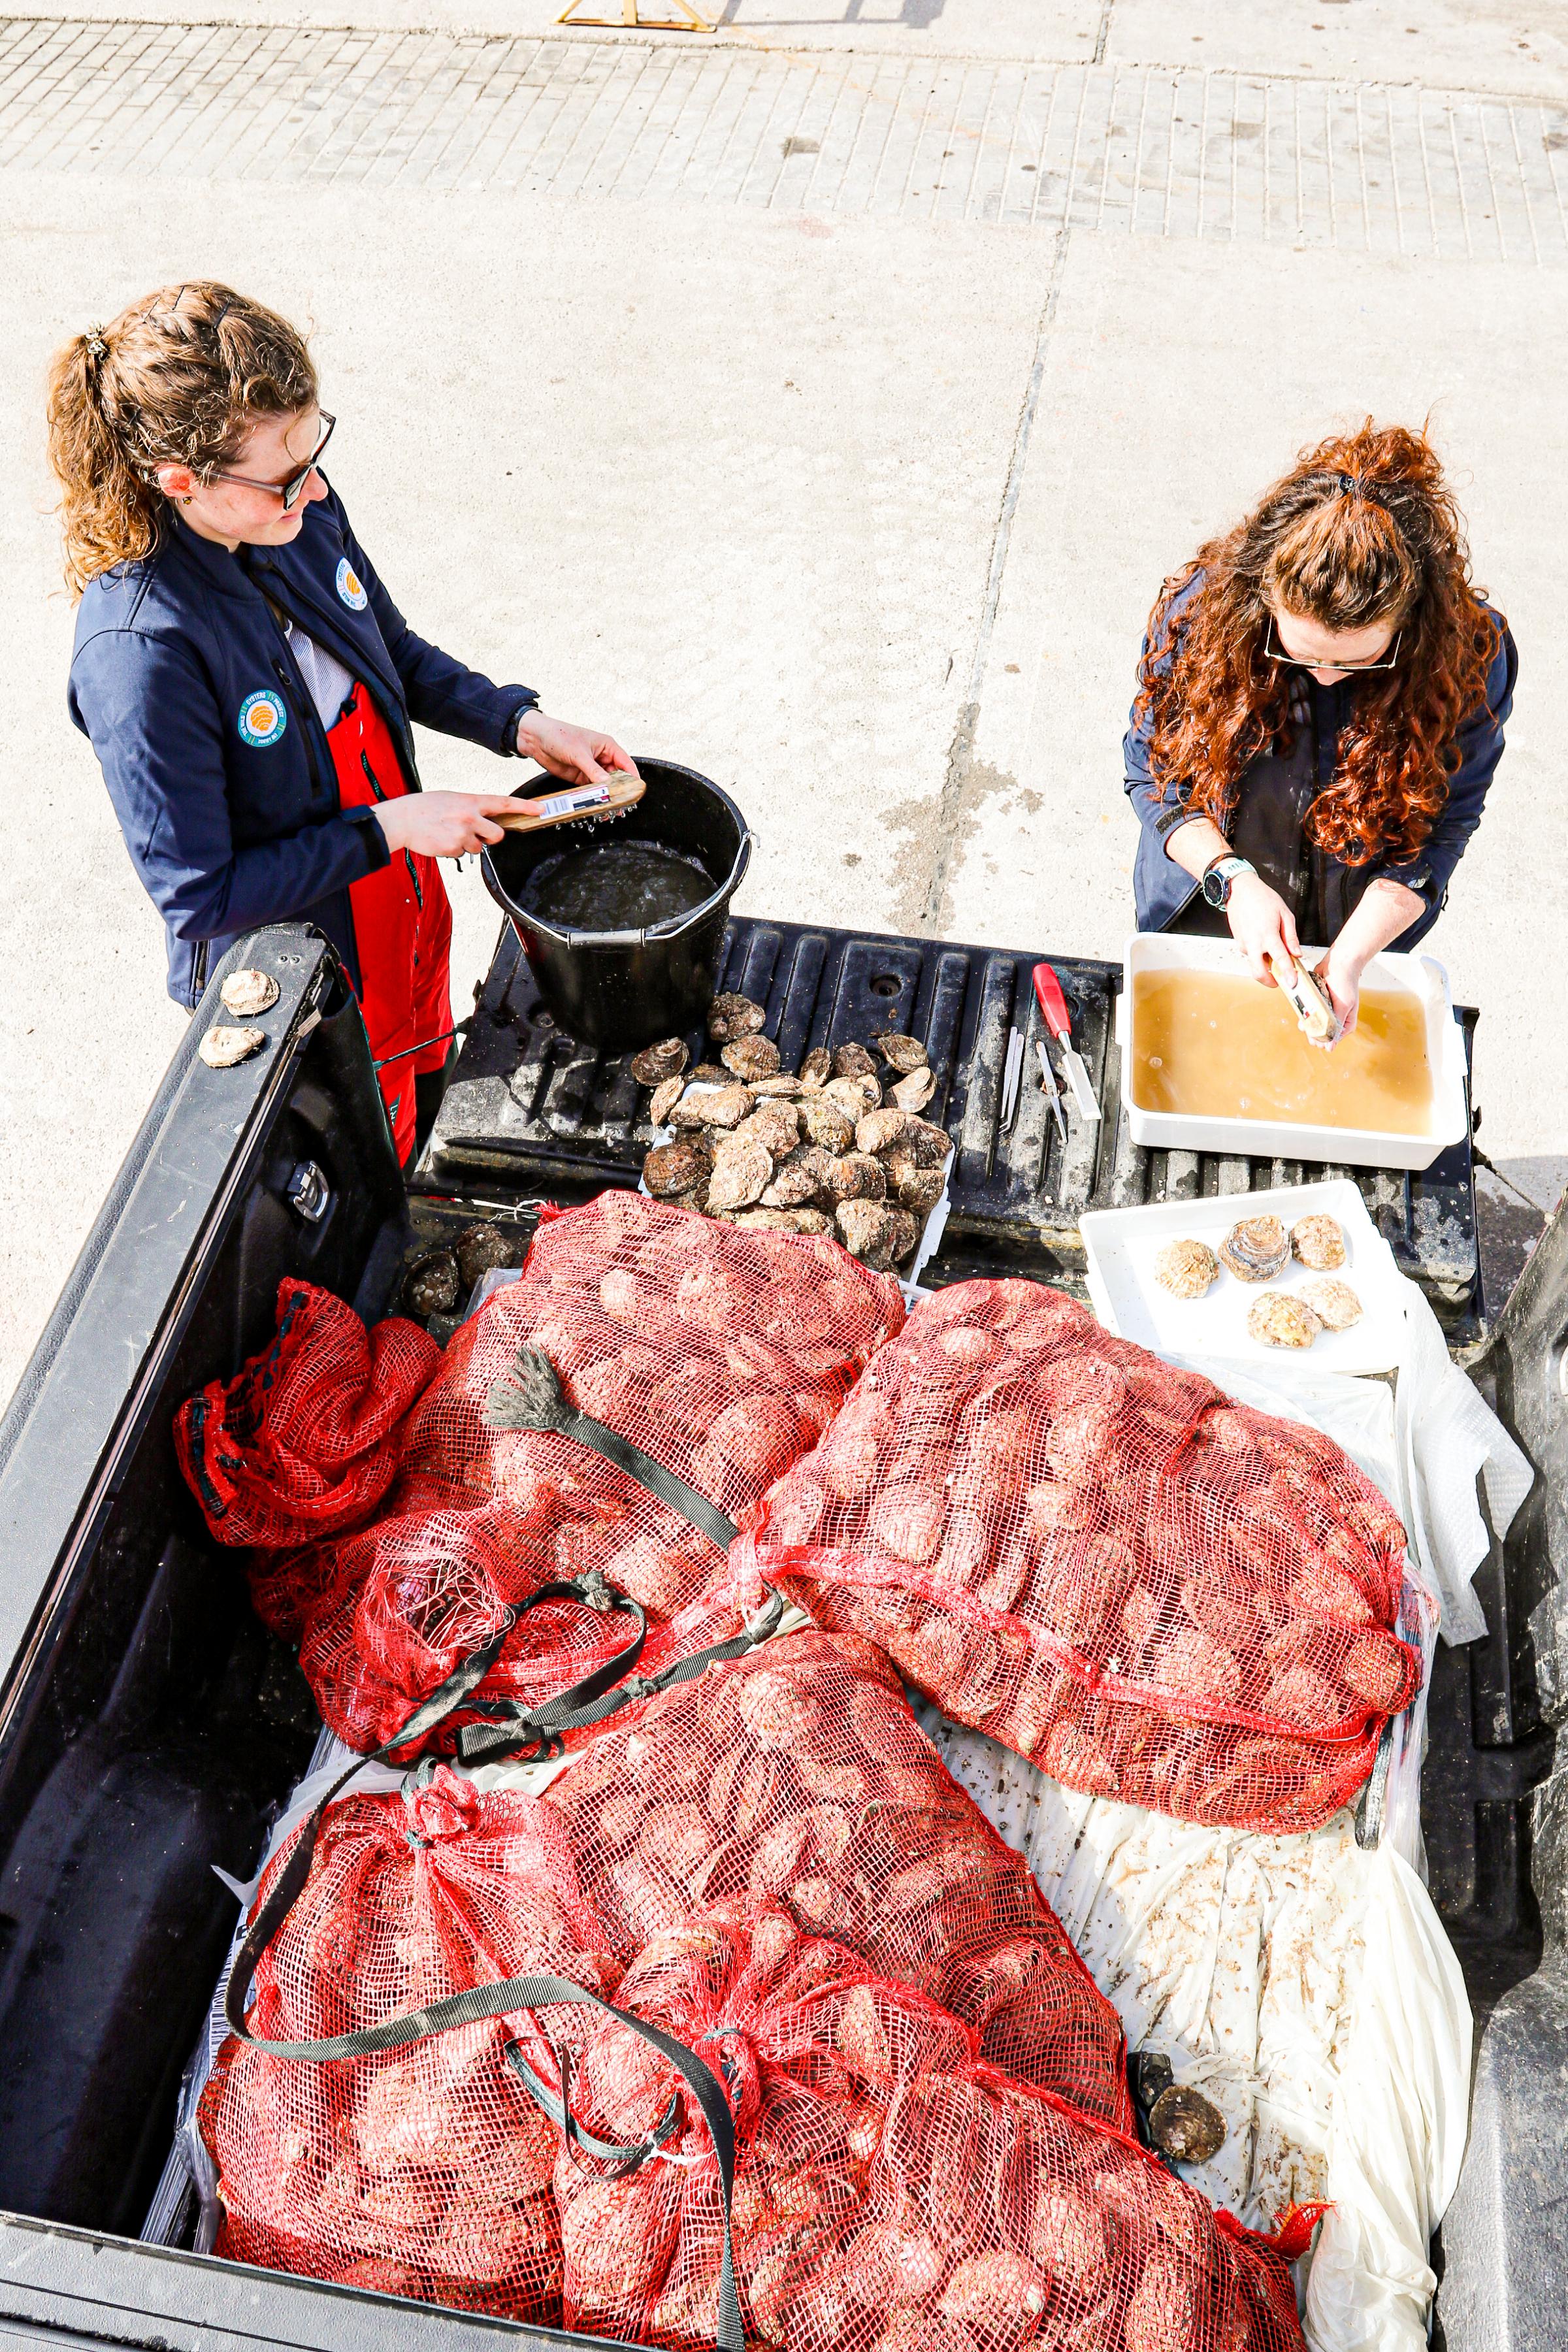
left=493, top=774, right=647, bottom=833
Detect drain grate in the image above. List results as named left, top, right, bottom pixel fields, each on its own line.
left=418, top=917, right=1480, bottom=1332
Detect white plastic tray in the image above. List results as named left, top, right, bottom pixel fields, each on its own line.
left=1116, top=932, right=1469, bottom=1172
left=1079, top=1179, right=1407, bottom=1376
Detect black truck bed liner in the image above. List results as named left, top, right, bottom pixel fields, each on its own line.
left=419, top=919, right=1484, bottom=1336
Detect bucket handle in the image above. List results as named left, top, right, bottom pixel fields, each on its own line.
left=527, top=826, right=755, bottom=952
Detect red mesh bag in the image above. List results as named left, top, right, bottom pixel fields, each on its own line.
left=198, top=1767, right=621, bottom=2319
left=257, top=1195, right=904, bottom=1755
left=550, top=1903, right=1309, bottom=2351
left=544, top=1625, right=1135, bottom=2134
left=733, top=1280, right=1418, bottom=1835
left=174, top=1280, right=440, bottom=1556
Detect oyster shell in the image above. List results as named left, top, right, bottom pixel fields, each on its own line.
left=648, top=1075, right=687, bottom=1127
left=644, top=1139, right=713, bottom=1199
left=836, top=1199, right=901, bottom=1269
left=403, top=1247, right=460, bottom=1318
left=789, top=1207, right=835, bottom=1235
left=454, top=1222, right=522, bottom=1292
left=735, top=1101, right=802, bottom=1158
left=761, top=1156, right=821, bottom=1208
left=630, top=1037, right=689, bottom=1086
left=825, top=1074, right=883, bottom=1119
left=199, top=1024, right=265, bottom=1068
left=883, top=1152, right=946, bottom=1215
left=885, top=1205, right=919, bottom=1262
left=821, top=1152, right=887, bottom=1204
left=890, top=1066, right=936, bottom=1115
left=721, top=1035, right=781, bottom=1082
left=220, top=968, right=280, bottom=1018
left=798, top=1047, right=833, bottom=1090
left=874, top=1032, right=929, bottom=1074
left=857, top=1107, right=913, bottom=1158
left=706, top=1135, right=775, bottom=1213
left=730, top=1207, right=804, bottom=1233
left=1247, top=1292, right=1322, bottom=1349
left=749, top=1073, right=804, bottom=1099
left=1153, top=1239, right=1219, bottom=1301
left=668, top=1083, right=753, bottom=1130
left=1218, top=1215, right=1290, bottom=1282
left=1299, top=1275, right=1363, bottom=1331
left=903, top=1117, right=953, bottom=1169
left=832, top=1041, right=879, bottom=1080
left=688, top=1062, right=727, bottom=1085
left=800, top=1097, right=856, bottom=1154
left=1146, top=2085, right=1226, bottom=2164
left=707, top=992, right=768, bottom=1043
left=1290, top=1214, right=1347, bottom=1271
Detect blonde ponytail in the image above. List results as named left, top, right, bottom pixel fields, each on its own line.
left=44, top=283, right=317, bottom=599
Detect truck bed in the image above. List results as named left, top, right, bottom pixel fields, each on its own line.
left=0, top=921, right=1558, bottom=2351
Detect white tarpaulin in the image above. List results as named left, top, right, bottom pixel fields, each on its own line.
left=920, top=1713, right=1473, bottom=2352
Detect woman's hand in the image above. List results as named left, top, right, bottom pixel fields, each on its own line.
left=515, top=710, right=640, bottom=791
left=1312, top=945, right=1367, bottom=1037
left=374, top=792, right=518, bottom=859
left=1226, top=870, right=1303, bottom=985
left=1311, top=876, right=1425, bottom=1037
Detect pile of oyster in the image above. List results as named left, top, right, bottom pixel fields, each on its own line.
left=631, top=993, right=953, bottom=1274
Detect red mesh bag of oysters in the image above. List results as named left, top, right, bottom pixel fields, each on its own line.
left=199, top=1767, right=618, bottom=2319
left=549, top=1901, right=1309, bottom=2352
left=186, top=1194, right=905, bottom=1757
left=544, top=1624, right=1136, bottom=2135
left=732, top=1280, right=1418, bottom=1835
left=174, top=1280, right=441, bottom=1549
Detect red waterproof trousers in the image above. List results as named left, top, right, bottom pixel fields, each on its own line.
left=327, top=687, right=452, bottom=1163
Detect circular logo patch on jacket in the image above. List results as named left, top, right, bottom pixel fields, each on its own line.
left=336, top=558, right=368, bottom=612
left=237, top=691, right=287, bottom=748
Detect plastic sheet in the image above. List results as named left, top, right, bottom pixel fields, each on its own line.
left=919, top=1716, right=1471, bottom=2352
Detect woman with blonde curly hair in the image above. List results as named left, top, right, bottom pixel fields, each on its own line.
left=1124, top=422, right=1514, bottom=1033
left=48, top=282, right=636, bottom=1160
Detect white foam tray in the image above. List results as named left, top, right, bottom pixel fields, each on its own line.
left=1079, top=1179, right=1407, bottom=1376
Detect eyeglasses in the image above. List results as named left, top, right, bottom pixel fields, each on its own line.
left=214, top=412, right=336, bottom=512
left=1264, top=615, right=1402, bottom=674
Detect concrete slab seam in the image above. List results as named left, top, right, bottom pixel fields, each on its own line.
left=917, top=223, right=1070, bottom=938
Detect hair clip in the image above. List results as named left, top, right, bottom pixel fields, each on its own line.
left=85, top=326, right=106, bottom=359
left=1337, top=472, right=1390, bottom=508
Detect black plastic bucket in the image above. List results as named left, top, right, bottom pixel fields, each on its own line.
left=481, top=759, right=753, bottom=1051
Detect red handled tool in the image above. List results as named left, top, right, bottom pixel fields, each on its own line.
left=1032, top=962, right=1102, bottom=1126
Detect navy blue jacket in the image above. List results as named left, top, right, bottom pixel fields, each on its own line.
left=69, top=486, right=536, bottom=1007
left=1123, top=574, right=1516, bottom=943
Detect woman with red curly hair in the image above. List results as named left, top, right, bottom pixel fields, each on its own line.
left=1124, top=423, right=1515, bottom=1032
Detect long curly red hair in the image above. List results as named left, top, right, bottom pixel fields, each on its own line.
left=1134, top=421, right=1501, bottom=866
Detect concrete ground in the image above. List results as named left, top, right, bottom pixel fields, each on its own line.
left=3, top=0, right=1567, bottom=1405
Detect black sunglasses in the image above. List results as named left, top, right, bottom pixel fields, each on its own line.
left=215, top=412, right=336, bottom=513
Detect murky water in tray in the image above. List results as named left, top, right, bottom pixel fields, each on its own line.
left=519, top=840, right=713, bottom=930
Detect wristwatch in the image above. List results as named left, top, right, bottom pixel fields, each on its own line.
left=1200, top=855, right=1254, bottom=910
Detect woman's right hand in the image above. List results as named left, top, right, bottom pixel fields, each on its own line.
left=374, top=792, right=517, bottom=859
left=1226, top=869, right=1302, bottom=985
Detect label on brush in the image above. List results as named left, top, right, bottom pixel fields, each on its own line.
left=540, top=783, right=612, bottom=819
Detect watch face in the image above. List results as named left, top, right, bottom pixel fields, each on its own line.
left=1201, top=870, right=1226, bottom=907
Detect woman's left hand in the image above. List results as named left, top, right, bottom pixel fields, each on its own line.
left=1311, top=947, right=1366, bottom=1038
left=515, top=710, right=640, bottom=791
left=1313, top=877, right=1427, bottom=1041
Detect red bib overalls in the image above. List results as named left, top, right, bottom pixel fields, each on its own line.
left=327, top=686, right=452, bottom=1164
